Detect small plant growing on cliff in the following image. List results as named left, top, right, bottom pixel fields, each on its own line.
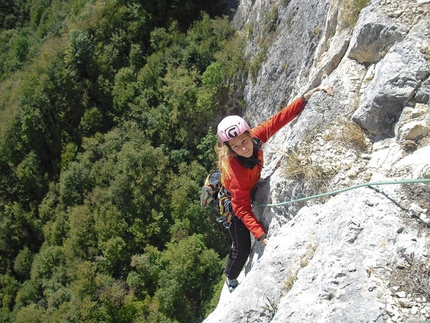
left=263, top=5, right=279, bottom=33
left=340, top=0, right=371, bottom=28
left=286, top=8, right=297, bottom=27
left=259, top=297, right=278, bottom=321
left=244, top=22, right=254, bottom=40
left=339, top=120, right=369, bottom=151
left=401, top=182, right=430, bottom=220
left=281, top=150, right=320, bottom=182
left=280, top=0, right=291, bottom=7
left=389, top=252, right=430, bottom=300
left=281, top=148, right=336, bottom=201
left=249, top=50, right=266, bottom=84
left=283, top=269, right=299, bottom=292
left=322, top=118, right=369, bottom=153
left=300, top=243, right=318, bottom=267
left=283, top=243, right=318, bottom=293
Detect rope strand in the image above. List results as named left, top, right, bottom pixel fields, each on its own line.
left=254, top=178, right=430, bottom=207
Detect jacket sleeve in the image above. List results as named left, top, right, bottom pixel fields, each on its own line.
left=227, top=159, right=266, bottom=240
left=252, top=96, right=306, bottom=143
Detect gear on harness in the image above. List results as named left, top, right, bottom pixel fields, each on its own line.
left=200, top=170, right=234, bottom=229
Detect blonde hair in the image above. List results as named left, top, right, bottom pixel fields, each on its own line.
left=214, top=142, right=235, bottom=180
left=214, top=132, right=252, bottom=180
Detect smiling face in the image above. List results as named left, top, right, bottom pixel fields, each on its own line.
left=228, top=133, right=254, bottom=158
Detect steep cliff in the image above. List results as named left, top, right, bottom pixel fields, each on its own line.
left=205, top=0, right=430, bottom=322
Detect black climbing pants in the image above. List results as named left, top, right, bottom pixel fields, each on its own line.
left=224, top=216, right=251, bottom=280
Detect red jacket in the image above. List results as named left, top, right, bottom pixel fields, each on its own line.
left=221, top=96, right=307, bottom=239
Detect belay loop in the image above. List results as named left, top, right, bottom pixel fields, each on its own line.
left=217, top=188, right=233, bottom=228
left=200, top=170, right=234, bottom=229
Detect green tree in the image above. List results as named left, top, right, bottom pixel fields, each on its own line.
left=2, top=28, right=31, bottom=73
left=14, top=246, right=33, bottom=280
left=63, top=205, right=97, bottom=259
left=59, top=160, right=93, bottom=207
left=0, top=0, right=28, bottom=29
left=14, top=304, right=44, bottom=323
left=14, top=279, right=43, bottom=310
left=128, top=245, right=161, bottom=297
left=0, top=202, right=43, bottom=276
left=0, top=1, right=247, bottom=321
left=156, top=234, right=223, bottom=322
left=112, top=67, right=138, bottom=116
left=0, top=274, right=20, bottom=311
left=65, top=29, right=95, bottom=78
left=30, top=245, right=67, bottom=287
left=197, top=127, right=219, bottom=170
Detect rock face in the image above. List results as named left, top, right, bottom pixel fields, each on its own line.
left=352, top=31, right=429, bottom=135
left=204, top=0, right=430, bottom=322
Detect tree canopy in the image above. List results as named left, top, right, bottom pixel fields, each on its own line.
left=0, top=0, right=248, bottom=321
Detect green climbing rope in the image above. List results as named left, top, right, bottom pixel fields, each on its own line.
left=255, top=178, right=430, bottom=207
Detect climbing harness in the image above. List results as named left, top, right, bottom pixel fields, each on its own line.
left=200, top=170, right=234, bottom=229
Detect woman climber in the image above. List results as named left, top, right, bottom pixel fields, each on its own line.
left=215, top=85, right=334, bottom=292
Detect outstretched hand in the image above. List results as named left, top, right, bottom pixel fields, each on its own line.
left=303, top=85, right=334, bottom=101
left=319, top=85, right=334, bottom=96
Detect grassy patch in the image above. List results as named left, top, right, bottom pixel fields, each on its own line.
left=339, top=0, right=371, bottom=28
left=283, top=268, right=299, bottom=292
left=300, top=243, right=318, bottom=268
left=246, top=4, right=280, bottom=84
left=281, top=150, right=320, bottom=182
left=283, top=243, right=318, bottom=292
left=322, top=118, right=370, bottom=153
left=401, top=182, right=430, bottom=220
left=263, top=5, right=279, bottom=33
left=281, top=148, right=335, bottom=196
left=389, top=252, right=430, bottom=301
left=259, top=297, right=278, bottom=321
left=280, top=0, right=291, bottom=7
left=338, top=119, right=369, bottom=151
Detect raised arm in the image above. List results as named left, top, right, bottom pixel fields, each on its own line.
left=302, top=85, right=334, bottom=102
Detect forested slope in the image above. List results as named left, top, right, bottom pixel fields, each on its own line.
left=0, top=0, right=247, bottom=322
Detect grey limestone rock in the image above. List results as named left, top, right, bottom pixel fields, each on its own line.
left=204, top=0, right=430, bottom=322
